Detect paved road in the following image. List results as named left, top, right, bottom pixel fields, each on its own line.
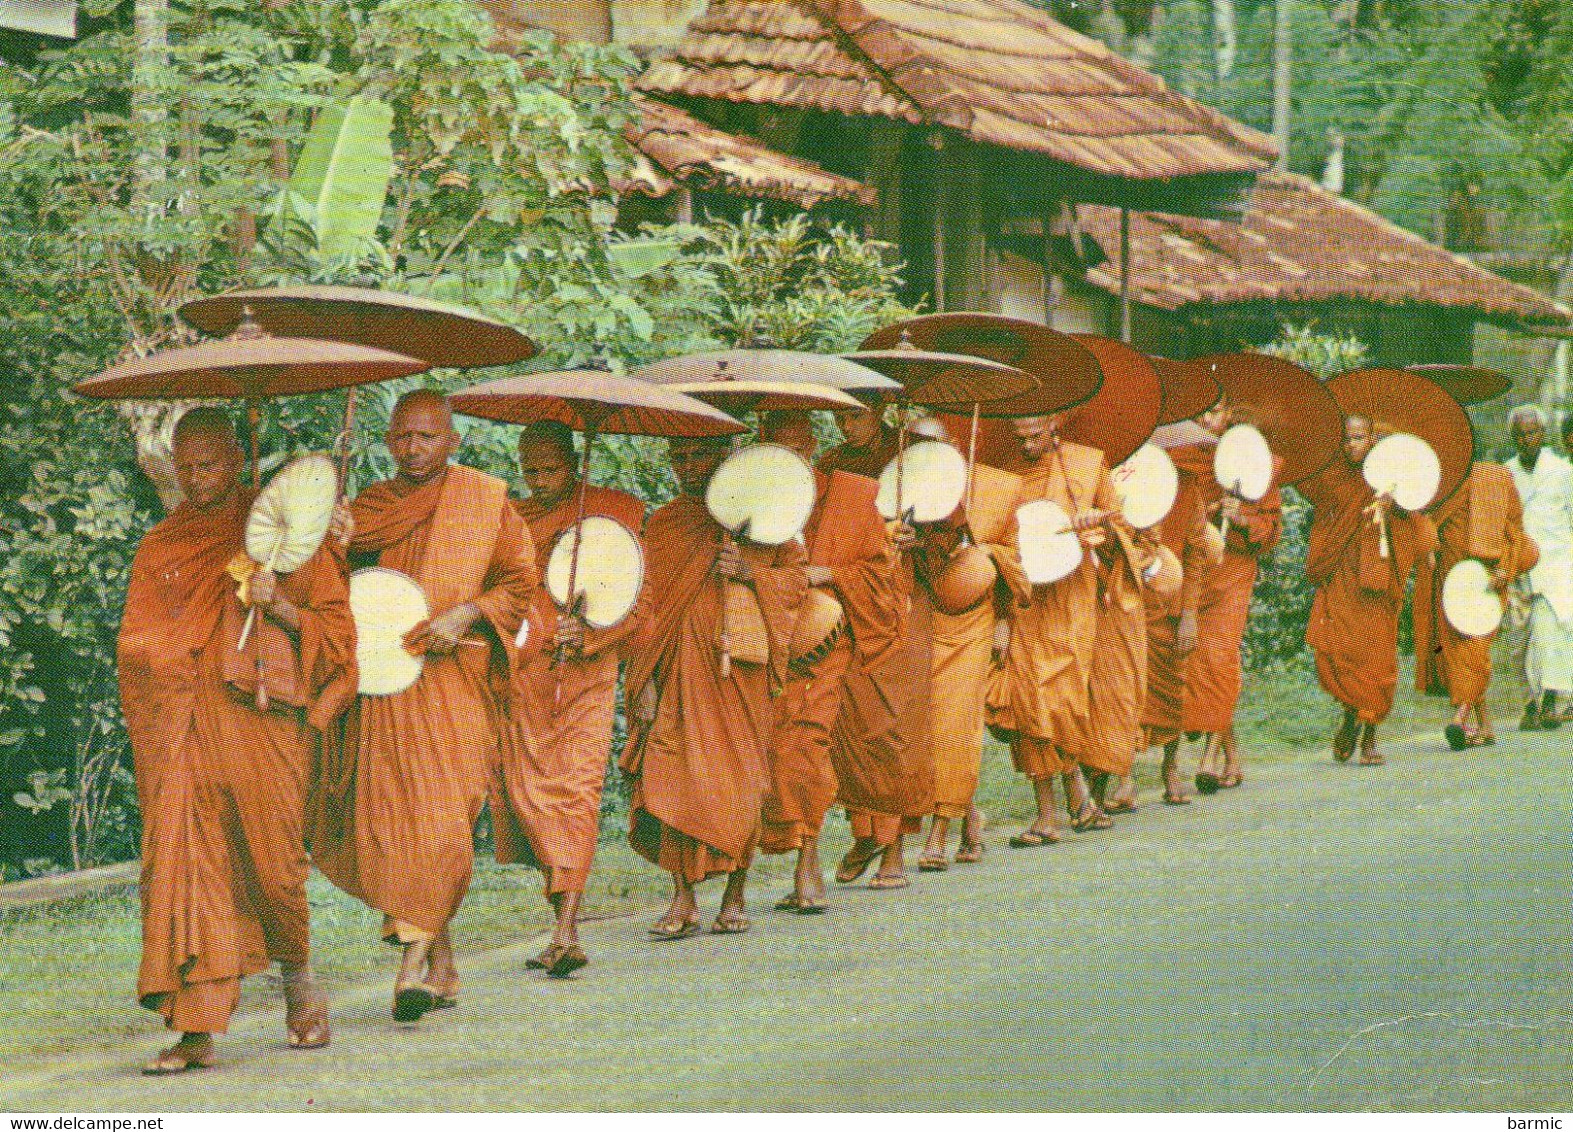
left=7, top=733, right=1572, bottom=1111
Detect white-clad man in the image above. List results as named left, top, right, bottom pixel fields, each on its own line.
left=1507, top=405, right=1573, bottom=729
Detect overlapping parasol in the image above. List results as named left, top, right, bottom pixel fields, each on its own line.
left=1405, top=364, right=1513, bottom=406
left=1060, top=332, right=1164, bottom=468
left=1190, top=352, right=1344, bottom=488
left=1147, top=354, right=1222, bottom=426
left=1325, top=367, right=1474, bottom=511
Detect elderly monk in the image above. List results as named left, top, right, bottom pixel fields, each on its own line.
left=755, top=411, right=900, bottom=912
left=624, top=435, right=807, bottom=938
left=1415, top=457, right=1535, bottom=748
left=1300, top=413, right=1437, bottom=764
left=492, top=421, right=645, bottom=976
left=1179, top=403, right=1283, bottom=790
left=991, top=413, right=1125, bottom=844
left=1131, top=438, right=1214, bottom=807
left=313, top=390, right=534, bottom=1022
left=916, top=425, right=1028, bottom=870
left=1506, top=406, right=1573, bottom=730
left=119, top=408, right=354, bottom=1074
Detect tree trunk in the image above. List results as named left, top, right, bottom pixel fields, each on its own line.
left=1211, top=0, right=1237, bottom=83
left=1272, top=0, right=1292, bottom=170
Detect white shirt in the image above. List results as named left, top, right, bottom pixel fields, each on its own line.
left=1510, top=447, right=1573, bottom=622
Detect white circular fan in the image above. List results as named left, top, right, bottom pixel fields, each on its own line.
left=1015, top=499, right=1084, bottom=585
left=545, top=516, right=645, bottom=630
left=876, top=439, right=967, bottom=523
left=349, top=567, right=429, bottom=696
left=1363, top=432, right=1441, bottom=512
left=1214, top=423, right=1273, bottom=502
left=245, top=453, right=338, bottom=572
left=1442, top=558, right=1503, bottom=638
left=1110, top=443, right=1179, bottom=530
left=706, top=443, right=817, bottom=546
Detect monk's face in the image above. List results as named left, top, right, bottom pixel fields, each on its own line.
left=172, top=430, right=244, bottom=512
left=670, top=438, right=728, bottom=497
left=1012, top=413, right=1063, bottom=463
left=1200, top=401, right=1231, bottom=436
left=1513, top=415, right=1545, bottom=464
left=762, top=417, right=817, bottom=465
left=833, top=408, right=882, bottom=449
left=518, top=440, right=576, bottom=511
left=387, top=399, right=458, bottom=485
left=1342, top=415, right=1375, bottom=466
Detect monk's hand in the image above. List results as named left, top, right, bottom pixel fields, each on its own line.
left=806, top=565, right=834, bottom=587
left=406, top=602, right=480, bottom=656
left=1220, top=496, right=1243, bottom=525
left=991, top=619, right=1010, bottom=662
left=634, top=680, right=657, bottom=724
left=716, top=541, right=750, bottom=581
left=891, top=520, right=918, bottom=549
left=247, top=567, right=279, bottom=609
left=1177, top=610, right=1199, bottom=656
left=1074, top=512, right=1108, bottom=549
left=554, top=613, right=587, bottom=654
left=1490, top=568, right=1511, bottom=592
left=329, top=500, right=354, bottom=549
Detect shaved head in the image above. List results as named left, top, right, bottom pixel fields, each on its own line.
left=758, top=411, right=817, bottom=464
left=172, top=406, right=244, bottom=511
left=391, top=388, right=453, bottom=430
left=173, top=406, right=241, bottom=451
left=387, top=389, right=458, bottom=485
left=517, top=420, right=577, bottom=466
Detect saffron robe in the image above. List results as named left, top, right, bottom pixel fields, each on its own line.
left=494, top=485, right=646, bottom=895
left=1142, top=445, right=1214, bottom=746
left=1413, top=463, right=1535, bottom=708
left=119, top=489, right=354, bottom=1033
left=1060, top=520, right=1148, bottom=777
left=314, top=464, right=534, bottom=942
left=623, top=494, right=807, bottom=883
left=1182, top=460, right=1283, bottom=733
left=762, top=470, right=895, bottom=853
left=1301, top=459, right=1436, bottom=724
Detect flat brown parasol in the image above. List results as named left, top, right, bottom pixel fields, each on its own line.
left=1191, top=353, right=1344, bottom=487
left=633, top=349, right=898, bottom=397
left=1406, top=364, right=1513, bottom=406
left=860, top=314, right=1102, bottom=417
left=843, top=331, right=1037, bottom=407
left=179, top=285, right=536, bottom=370
left=1147, top=353, right=1222, bottom=425
left=1326, top=367, right=1475, bottom=511
left=1059, top=333, right=1164, bottom=467
left=668, top=378, right=862, bottom=414
left=450, top=370, right=746, bottom=438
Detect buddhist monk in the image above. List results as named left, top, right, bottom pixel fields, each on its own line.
left=755, top=411, right=900, bottom=911
left=1414, top=458, right=1535, bottom=748
left=624, top=435, right=807, bottom=937
left=119, top=408, right=354, bottom=1074
left=492, top=421, right=646, bottom=976
left=1179, top=403, right=1284, bottom=790
left=917, top=429, right=1028, bottom=870
left=1132, top=438, right=1214, bottom=807
left=312, top=390, right=535, bottom=1022
left=819, top=404, right=933, bottom=891
left=1301, top=414, right=1437, bottom=764
left=990, top=413, right=1123, bottom=844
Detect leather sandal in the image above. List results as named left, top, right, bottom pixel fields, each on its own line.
left=284, top=977, right=331, bottom=1049
left=392, top=980, right=438, bottom=1023
left=142, top=1040, right=215, bottom=1076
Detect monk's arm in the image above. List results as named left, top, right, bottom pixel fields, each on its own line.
left=743, top=538, right=809, bottom=685
left=470, top=505, right=538, bottom=639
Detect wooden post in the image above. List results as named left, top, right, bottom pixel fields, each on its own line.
left=1272, top=0, right=1291, bottom=171
left=930, top=132, right=946, bottom=311
left=1119, top=208, right=1133, bottom=344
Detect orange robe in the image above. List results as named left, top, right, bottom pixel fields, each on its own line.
left=119, top=490, right=354, bottom=1033
left=923, top=464, right=1028, bottom=818
left=762, top=470, right=895, bottom=853
left=623, top=495, right=807, bottom=883
left=314, top=464, right=534, bottom=943
left=1413, top=463, right=1536, bottom=708
left=991, top=441, right=1117, bottom=779
left=1182, top=461, right=1283, bottom=733
left=1060, top=520, right=1148, bottom=777
left=1142, top=445, right=1213, bottom=747
left=1302, top=460, right=1437, bottom=725
left=493, top=485, right=646, bottom=896
left=818, top=428, right=901, bottom=482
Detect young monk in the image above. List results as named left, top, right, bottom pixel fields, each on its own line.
left=119, top=408, right=354, bottom=1073
left=755, top=411, right=899, bottom=912
left=313, top=390, right=535, bottom=1022
left=1300, top=414, right=1437, bottom=764
left=991, top=412, right=1122, bottom=844
left=492, top=421, right=646, bottom=976
left=624, top=435, right=807, bottom=937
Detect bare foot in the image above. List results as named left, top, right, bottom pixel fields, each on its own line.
left=142, top=1033, right=214, bottom=1075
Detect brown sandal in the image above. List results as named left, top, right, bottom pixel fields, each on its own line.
left=392, top=980, right=438, bottom=1023
left=142, top=1039, right=215, bottom=1075
left=954, top=839, right=986, bottom=863
left=834, top=839, right=887, bottom=885
left=284, top=978, right=331, bottom=1049
left=711, top=911, right=752, bottom=934
left=867, top=873, right=910, bottom=890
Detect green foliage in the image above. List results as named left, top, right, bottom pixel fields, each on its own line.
left=283, top=95, right=396, bottom=262
left=1257, top=321, right=1369, bottom=378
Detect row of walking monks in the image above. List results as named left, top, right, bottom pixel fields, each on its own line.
left=117, top=381, right=1532, bottom=1074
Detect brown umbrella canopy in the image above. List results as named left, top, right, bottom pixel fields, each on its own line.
left=1326, top=367, right=1475, bottom=510
left=1147, top=354, right=1223, bottom=425
left=1191, top=352, right=1343, bottom=487
left=1059, top=334, right=1163, bottom=467
left=1406, top=364, right=1513, bottom=406
left=73, top=331, right=429, bottom=401
left=450, top=370, right=745, bottom=438
left=861, top=314, right=1102, bottom=417
left=669, top=378, right=863, bottom=413
left=843, top=333, right=1036, bottom=406
left=633, top=349, right=898, bottom=397
left=179, top=285, right=536, bottom=370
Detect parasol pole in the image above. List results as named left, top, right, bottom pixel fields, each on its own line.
left=552, top=420, right=598, bottom=712
left=246, top=398, right=263, bottom=488
left=338, top=387, right=357, bottom=490
left=966, top=400, right=981, bottom=517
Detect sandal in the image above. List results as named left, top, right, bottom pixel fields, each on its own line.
left=1070, top=801, right=1113, bottom=832
left=774, top=892, right=828, bottom=914
left=1008, top=827, right=1059, bottom=848
left=141, top=1039, right=215, bottom=1076
left=711, top=911, right=752, bottom=934
left=834, top=840, right=887, bottom=885
left=428, top=970, right=459, bottom=1010
left=1445, top=723, right=1470, bottom=751
left=1217, top=771, right=1244, bottom=789
left=284, top=977, right=331, bottom=1050
left=1103, top=796, right=1138, bottom=814
left=1162, top=789, right=1192, bottom=806
left=1333, top=719, right=1357, bottom=762
left=867, top=873, right=910, bottom=890
left=392, top=980, right=438, bottom=1023
left=648, top=915, right=701, bottom=941
left=1194, top=770, right=1221, bottom=795
left=917, top=851, right=950, bottom=872
left=545, top=943, right=589, bottom=979
left=955, top=839, right=986, bottom=863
